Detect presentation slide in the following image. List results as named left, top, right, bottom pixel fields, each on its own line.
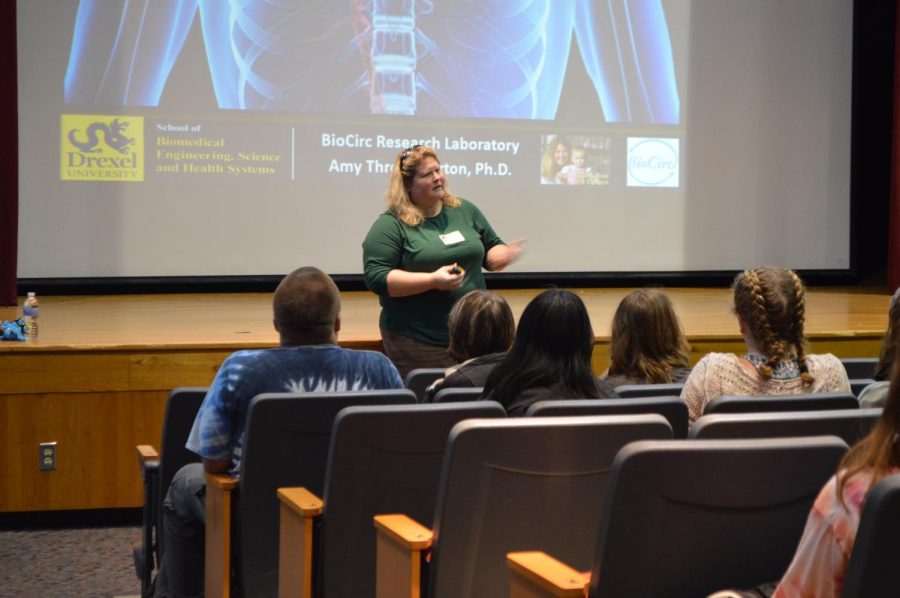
left=17, top=0, right=852, bottom=280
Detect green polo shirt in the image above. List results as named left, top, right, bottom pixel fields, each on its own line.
left=362, top=198, right=503, bottom=346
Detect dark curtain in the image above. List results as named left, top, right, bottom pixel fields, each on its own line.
left=891, top=0, right=900, bottom=291
left=0, top=1, right=17, bottom=306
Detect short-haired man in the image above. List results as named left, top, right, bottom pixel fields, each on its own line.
left=154, top=266, right=403, bottom=597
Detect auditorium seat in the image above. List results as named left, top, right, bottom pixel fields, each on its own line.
left=373, top=414, right=672, bottom=598
left=277, top=402, right=506, bottom=598
left=204, top=389, right=416, bottom=598
left=842, top=473, right=900, bottom=598
left=689, top=408, right=881, bottom=445
left=612, top=382, right=685, bottom=398
left=404, top=368, right=446, bottom=401
left=849, top=378, right=877, bottom=397
left=525, top=397, right=689, bottom=439
left=703, top=392, right=859, bottom=415
left=134, top=387, right=206, bottom=597
left=839, top=357, right=878, bottom=379
left=431, top=386, right=484, bottom=403
left=507, top=436, right=848, bottom=597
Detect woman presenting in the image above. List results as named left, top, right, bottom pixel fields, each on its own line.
left=363, top=145, right=522, bottom=376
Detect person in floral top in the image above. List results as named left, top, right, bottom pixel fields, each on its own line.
left=773, top=358, right=900, bottom=597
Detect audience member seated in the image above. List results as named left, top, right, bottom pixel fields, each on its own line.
left=858, top=288, right=900, bottom=408
left=423, top=290, right=515, bottom=402
left=598, top=288, right=692, bottom=397
left=711, top=359, right=900, bottom=598
left=680, top=267, right=850, bottom=422
left=480, top=288, right=600, bottom=415
left=152, top=266, right=403, bottom=598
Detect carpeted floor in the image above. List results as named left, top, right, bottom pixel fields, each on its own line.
left=0, top=525, right=141, bottom=598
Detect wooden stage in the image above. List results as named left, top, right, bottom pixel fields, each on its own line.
left=0, top=286, right=892, bottom=513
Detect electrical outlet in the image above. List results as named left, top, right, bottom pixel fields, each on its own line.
left=39, top=442, right=57, bottom=471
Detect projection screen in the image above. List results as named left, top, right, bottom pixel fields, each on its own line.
left=16, top=0, right=853, bottom=281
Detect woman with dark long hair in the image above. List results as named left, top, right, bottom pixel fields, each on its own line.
left=481, top=288, right=600, bottom=415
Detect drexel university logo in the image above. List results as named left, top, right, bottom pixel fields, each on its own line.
left=60, top=115, right=144, bottom=181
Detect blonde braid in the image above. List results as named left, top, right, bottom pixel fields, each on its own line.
left=788, top=270, right=815, bottom=385
left=745, top=269, right=776, bottom=380
left=768, top=338, right=790, bottom=368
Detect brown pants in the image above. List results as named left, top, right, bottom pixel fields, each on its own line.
left=380, top=328, right=455, bottom=379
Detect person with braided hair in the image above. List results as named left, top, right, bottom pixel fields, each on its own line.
left=680, top=266, right=850, bottom=422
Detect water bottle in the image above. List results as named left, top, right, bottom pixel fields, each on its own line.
left=23, top=292, right=39, bottom=338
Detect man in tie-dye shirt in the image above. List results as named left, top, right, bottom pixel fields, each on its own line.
left=154, top=266, right=402, bottom=597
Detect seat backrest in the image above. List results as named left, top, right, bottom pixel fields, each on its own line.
left=849, top=378, right=876, bottom=397
left=613, top=383, right=685, bottom=398
left=690, top=408, right=882, bottom=445
left=427, top=414, right=673, bottom=598
left=157, top=387, right=206, bottom=555
left=842, top=473, right=900, bottom=598
left=236, top=389, right=416, bottom=598
left=840, top=357, right=878, bottom=379
left=319, top=401, right=507, bottom=598
left=525, top=397, right=690, bottom=439
left=589, top=437, right=849, bottom=598
left=432, top=386, right=484, bottom=403
left=404, top=368, right=447, bottom=401
left=704, top=392, right=859, bottom=415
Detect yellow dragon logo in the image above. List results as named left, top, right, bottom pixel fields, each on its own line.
left=67, top=118, right=135, bottom=154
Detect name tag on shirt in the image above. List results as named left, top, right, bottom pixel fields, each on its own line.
left=439, top=230, right=466, bottom=245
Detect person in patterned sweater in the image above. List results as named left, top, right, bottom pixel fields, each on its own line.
left=680, top=266, right=850, bottom=423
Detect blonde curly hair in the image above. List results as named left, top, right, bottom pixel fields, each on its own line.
left=385, top=145, right=459, bottom=227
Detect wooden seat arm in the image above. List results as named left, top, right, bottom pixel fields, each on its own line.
left=279, top=487, right=324, bottom=518
left=507, top=551, right=589, bottom=598
left=205, top=472, right=239, bottom=598
left=136, top=445, right=159, bottom=478
left=206, top=472, right=239, bottom=491
left=373, top=514, right=433, bottom=598
left=135, top=443, right=160, bottom=593
left=136, top=444, right=159, bottom=462
left=277, top=487, right=324, bottom=598
left=374, top=514, right=433, bottom=549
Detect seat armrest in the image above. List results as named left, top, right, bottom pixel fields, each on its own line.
left=373, top=514, right=433, bottom=549
left=136, top=445, right=159, bottom=476
left=507, top=551, right=589, bottom=598
left=135, top=444, right=160, bottom=594
left=136, top=444, right=159, bottom=462
left=373, top=514, right=433, bottom=598
left=279, top=487, right=324, bottom=517
left=278, top=487, right=323, bottom=598
left=206, top=472, right=239, bottom=491
left=205, top=472, right=239, bottom=598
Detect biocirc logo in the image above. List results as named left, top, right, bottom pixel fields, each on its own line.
left=626, top=137, right=679, bottom=188
left=60, top=115, right=144, bottom=181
